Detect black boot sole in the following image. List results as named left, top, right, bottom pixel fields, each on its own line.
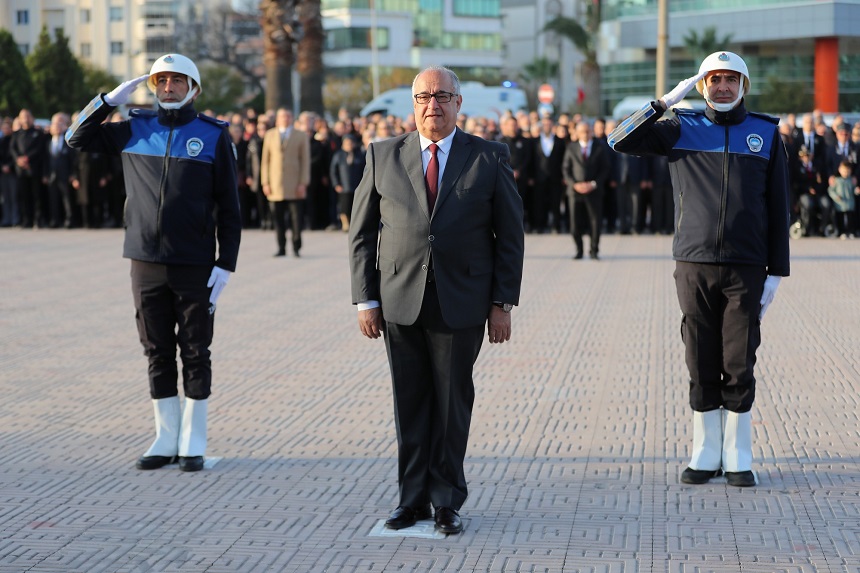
left=136, top=455, right=177, bottom=470
left=680, top=467, right=721, bottom=484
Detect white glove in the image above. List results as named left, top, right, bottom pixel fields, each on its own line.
left=660, top=71, right=707, bottom=109
left=104, top=75, right=149, bottom=106
left=207, top=266, right=231, bottom=306
left=759, top=275, right=782, bottom=321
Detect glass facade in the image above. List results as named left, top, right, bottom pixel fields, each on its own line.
left=326, top=27, right=390, bottom=50
left=322, top=0, right=503, bottom=88
left=602, top=0, right=811, bottom=19
left=142, top=2, right=177, bottom=19
left=323, top=0, right=500, bottom=51
left=324, top=0, right=418, bottom=10
left=453, top=0, right=500, bottom=17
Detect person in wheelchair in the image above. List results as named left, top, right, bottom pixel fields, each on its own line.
left=796, top=145, right=835, bottom=237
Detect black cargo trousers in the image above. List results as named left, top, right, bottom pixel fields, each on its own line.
left=674, top=261, right=767, bottom=414
left=130, top=260, right=215, bottom=400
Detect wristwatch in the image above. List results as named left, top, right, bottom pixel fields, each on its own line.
left=493, top=302, right=513, bottom=313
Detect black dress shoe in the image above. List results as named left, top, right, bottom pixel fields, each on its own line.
left=178, top=456, right=205, bottom=472
left=725, top=471, right=755, bottom=487
left=136, top=455, right=176, bottom=470
left=680, top=467, right=721, bottom=484
left=573, top=252, right=584, bottom=260
left=273, top=250, right=286, bottom=257
left=384, top=505, right=432, bottom=530
left=590, top=252, right=600, bottom=260
left=434, top=507, right=463, bottom=534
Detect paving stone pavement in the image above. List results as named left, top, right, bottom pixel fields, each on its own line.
left=1, top=228, right=859, bottom=573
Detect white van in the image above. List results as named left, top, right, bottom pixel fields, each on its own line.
left=360, top=82, right=527, bottom=120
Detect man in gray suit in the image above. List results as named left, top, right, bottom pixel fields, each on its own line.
left=349, top=66, right=524, bottom=534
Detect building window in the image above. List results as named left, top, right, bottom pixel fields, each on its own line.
left=81, top=43, right=92, bottom=57
left=110, top=7, right=124, bottom=21
left=17, top=44, right=29, bottom=56
left=325, top=27, right=390, bottom=51
left=16, top=10, right=29, bottom=25
left=452, top=0, right=499, bottom=17
left=81, top=9, right=91, bottom=23
left=110, top=41, right=124, bottom=55
left=146, top=37, right=176, bottom=54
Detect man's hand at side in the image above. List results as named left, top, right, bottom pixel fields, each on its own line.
left=487, top=306, right=511, bottom=344
left=358, top=307, right=384, bottom=339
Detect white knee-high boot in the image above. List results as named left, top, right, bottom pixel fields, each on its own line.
left=689, top=409, right=723, bottom=471
left=722, top=410, right=753, bottom=473
left=143, top=396, right=181, bottom=458
left=178, top=398, right=208, bottom=458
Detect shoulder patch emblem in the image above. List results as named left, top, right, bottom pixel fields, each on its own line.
left=746, top=133, right=764, bottom=153
left=186, top=137, right=204, bottom=157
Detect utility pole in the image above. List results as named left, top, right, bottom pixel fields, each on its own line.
left=656, top=0, right=668, bottom=99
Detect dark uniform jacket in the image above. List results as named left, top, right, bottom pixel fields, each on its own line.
left=612, top=102, right=790, bottom=277
left=66, top=95, right=241, bottom=271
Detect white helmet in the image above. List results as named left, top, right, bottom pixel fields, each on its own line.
left=695, top=51, right=750, bottom=112
left=147, top=54, right=202, bottom=110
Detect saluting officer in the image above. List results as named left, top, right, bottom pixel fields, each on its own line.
left=66, top=54, right=241, bottom=472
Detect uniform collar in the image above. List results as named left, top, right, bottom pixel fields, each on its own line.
left=705, top=100, right=747, bottom=126
left=158, top=104, right=197, bottom=126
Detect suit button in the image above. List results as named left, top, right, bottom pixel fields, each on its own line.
left=428, top=235, right=435, bottom=241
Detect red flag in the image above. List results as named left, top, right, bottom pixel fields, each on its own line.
left=577, top=87, right=585, bottom=104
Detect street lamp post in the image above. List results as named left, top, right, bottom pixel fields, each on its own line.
left=370, top=0, right=380, bottom=99
left=656, top=0, right=668, bottom=99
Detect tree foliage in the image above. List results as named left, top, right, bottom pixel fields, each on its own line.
left=82, top=62, right=118, bottom=96
left=749, top=76, right=813, bottom=114
left=542, top=8, right=602, bottom=116
left=521, top=57, right=559, bottom=86
left=323, top=75, right=374, bottom=117
left=195, top=64, right=247, bottom=114
left=27, top=27, right=87, bottom=116
left=0, top=29, right=34, bottom=116
left=683, top=27, right=734, bottom=62
left=543, top=17, right=591, bottom=59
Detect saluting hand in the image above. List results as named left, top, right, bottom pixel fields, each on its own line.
left=104, top=75, right=149, bottom=107
left=660, top=71, right=707, bottom=110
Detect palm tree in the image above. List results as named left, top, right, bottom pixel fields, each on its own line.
left=259, top=0, right=302, bottom=110
left=543, top=2, right=601, bottom=116
left=297, top=0, right=325, bottom=114
left=683, top=27, right=734, bottom=63
left=521, top=56, right=559, bottom=86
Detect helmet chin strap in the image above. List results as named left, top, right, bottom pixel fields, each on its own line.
left=704, top=85, right=743, bottom=112
left=156, top=76, right=198, bottom=110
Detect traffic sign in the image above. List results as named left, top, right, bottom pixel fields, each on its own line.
left=537, top=83, right=555, bottom=104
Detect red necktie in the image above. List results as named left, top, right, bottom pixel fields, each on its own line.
left=425, top=143, right=439, bottom=212
left=582, top=145, right=588, bottom=161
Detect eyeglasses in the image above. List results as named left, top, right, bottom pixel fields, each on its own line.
left=413, top=92, right=457, bottom=104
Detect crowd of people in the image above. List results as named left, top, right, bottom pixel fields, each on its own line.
left=1, top=104, right=857, bottom=240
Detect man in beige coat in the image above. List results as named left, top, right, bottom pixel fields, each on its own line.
left=261, top=108, right=310, bottom=257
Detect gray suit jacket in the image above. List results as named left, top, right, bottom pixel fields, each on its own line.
left=349, top=128, right=524, bottom=329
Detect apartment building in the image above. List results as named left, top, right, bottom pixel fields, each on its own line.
left=321, top=0, right=506, bottom=83
left=0, top=0, right=227, bottom=107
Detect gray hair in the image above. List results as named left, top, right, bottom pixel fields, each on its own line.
left=412, top=66, right=461, bottom=95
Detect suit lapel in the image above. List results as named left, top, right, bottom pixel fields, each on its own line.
left=400, top=132, right=431, bottom=221
left=434, top=129, right=471, bottom=214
